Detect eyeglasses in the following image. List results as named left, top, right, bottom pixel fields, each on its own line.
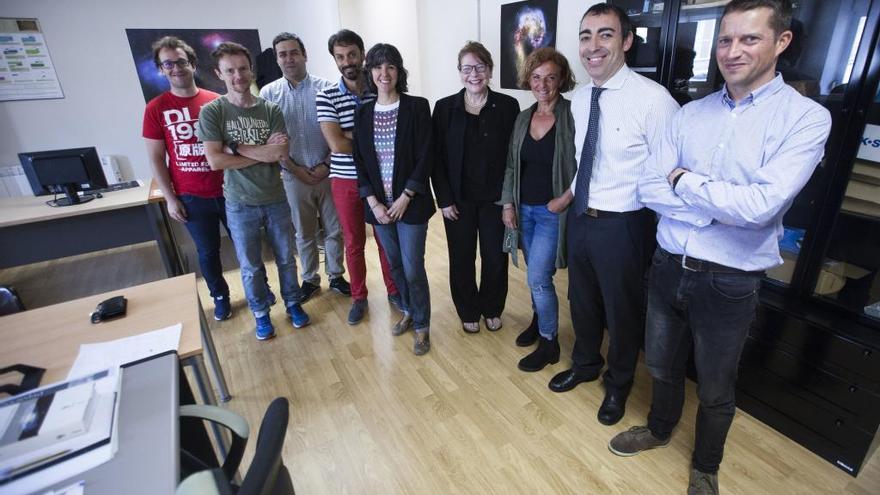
left=459, top=64, right=488, bottom=75
left=159, top=59, right=191, bottom=70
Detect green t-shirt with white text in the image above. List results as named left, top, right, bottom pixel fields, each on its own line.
left=197, top=95, right=286, bottom=205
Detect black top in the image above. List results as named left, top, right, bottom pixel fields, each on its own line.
left=352, top=93, right=436, bottom=225
left=519, top=125, right=556, bottom=205
left=432, top=89, right=520, bottom=207
left=462, top=112, right=491, bottom=201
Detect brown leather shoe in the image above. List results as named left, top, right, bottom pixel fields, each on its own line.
left=413, top=329, right=430, bottom=355
left=392, top=313, right=413, bottom=336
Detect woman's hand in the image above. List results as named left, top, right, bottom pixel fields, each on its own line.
left=547, top=191, right=573, bottom=214
left=441, top=205, right=460, bottom=221
left=372, top=203, right=393, bottom=224
left=386, top=193, right=412, bottom=222
left=502, top=204, right=517, bottom=230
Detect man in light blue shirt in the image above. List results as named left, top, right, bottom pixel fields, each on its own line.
left=261, top=32, right=349, bottom=304
left=608, top=1, right=831, bottom=493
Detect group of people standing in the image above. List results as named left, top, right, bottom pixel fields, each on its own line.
left=143, top=1, right=830, bottom=493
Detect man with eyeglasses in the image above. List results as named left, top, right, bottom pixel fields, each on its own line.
left=142, top=36, right=234, bottom=321
left=546, top=4, right=679, bottom=429
left=198, top=41, right=311, bottom=341
left=260, top=32, right=350, bottom=307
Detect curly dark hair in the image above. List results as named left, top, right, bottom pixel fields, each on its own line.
left=152, top=36, right=198, bottom=68
left=517, top=47, right=576, bottom=93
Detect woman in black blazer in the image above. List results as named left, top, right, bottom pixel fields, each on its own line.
left=432, top=41, right=519, bottom=335
left=352, top=43, right=435, bottom=355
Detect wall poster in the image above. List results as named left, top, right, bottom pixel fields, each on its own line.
left=0, top=18, right=64, bottom=102
left=125, top=28, right=261, bottom=103
left=500, top=0, right=558, bottom=90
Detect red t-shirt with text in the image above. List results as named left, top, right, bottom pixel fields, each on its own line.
left=142, top=89, right=223, bottom=197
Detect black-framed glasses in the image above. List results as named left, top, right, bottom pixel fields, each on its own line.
left=159, top=59, right=191, bottom=70
left=459, top=64, right=488, bottom=75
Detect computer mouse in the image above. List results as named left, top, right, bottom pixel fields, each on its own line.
left=95, top=192, right=103, bottom=198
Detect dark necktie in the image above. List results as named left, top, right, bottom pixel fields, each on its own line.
left=573, top=86, right=605, bottom=216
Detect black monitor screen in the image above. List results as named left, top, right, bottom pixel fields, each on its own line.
left=18, top=147, right=107, bottom=197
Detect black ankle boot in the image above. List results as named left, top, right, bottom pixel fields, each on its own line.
left=518, top=336, right=560, bottom=372
left=515, top=313, right=539, bottom=347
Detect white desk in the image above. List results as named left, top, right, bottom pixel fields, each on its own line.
left=0, top=183, right=184, bottom=277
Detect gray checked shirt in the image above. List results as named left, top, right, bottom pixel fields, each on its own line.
left=260, top=73, right=333, bottom=169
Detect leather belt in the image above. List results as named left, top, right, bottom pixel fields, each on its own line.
left=585, top=207, right=645, bottom=218
left=659, top=248, right=761, bottom=274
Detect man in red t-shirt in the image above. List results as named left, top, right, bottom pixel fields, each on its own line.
left=142, top=36, right=234, bottom=321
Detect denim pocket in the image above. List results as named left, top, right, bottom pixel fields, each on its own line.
left=179, top=194, right=194, bottom=204
left=225, top=200, right=244, bottom=214
left=709, top=272, right=759, bottom=300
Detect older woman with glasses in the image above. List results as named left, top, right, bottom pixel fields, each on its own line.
left=500, top=47, right=577, bottom=372
left=352, top=43, right=436, bottom=355
left=433, top=41, right=519, bottom=335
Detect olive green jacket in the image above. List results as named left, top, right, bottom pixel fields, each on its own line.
left=499, top=97, right=577, bottom=268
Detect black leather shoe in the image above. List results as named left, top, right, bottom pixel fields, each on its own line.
left=515, top=313, right=539, bottom=347
left=518, top=336, right=560, bottom=372
left=548, top=368, right=599, bottom=393
left=597, top=390, right=628, bottom=426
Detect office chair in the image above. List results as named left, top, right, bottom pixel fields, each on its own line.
left=176, top=397, right=295, bottom=495
left=0, top=285, right=25, bottom=316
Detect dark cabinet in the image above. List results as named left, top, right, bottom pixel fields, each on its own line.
left=608, top=0, right=880, bottom=476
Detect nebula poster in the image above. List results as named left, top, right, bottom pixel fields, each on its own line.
left=500, top=0, right=557, bottom=89
left=126, top=29, right=262, bottom=103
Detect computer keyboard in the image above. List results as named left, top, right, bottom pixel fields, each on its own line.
left=93, top=180, right=141, bottom=193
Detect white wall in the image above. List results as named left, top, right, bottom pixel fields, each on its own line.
left=0, top=0, right=603, bottom=182
left=0, top=0, right=340, bottom=180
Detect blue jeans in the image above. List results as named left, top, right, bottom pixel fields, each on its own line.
left=225, top=200, right=303, bottom=317
left=373, top=222, right=431, bottom=330
left=179, top=195, right=230, bottom=299
left=519, top=204, right=560, bottom=339
left=645, top=248, right=762, bottom=474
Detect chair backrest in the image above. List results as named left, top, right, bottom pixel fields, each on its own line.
left=239, top=397, right=293, bottom=495
left=0, top=286, right=25, bottom=316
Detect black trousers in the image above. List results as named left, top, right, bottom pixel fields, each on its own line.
left=566, top=208, right=655, bottom=394
left=444, top=199, right=508, bottom=322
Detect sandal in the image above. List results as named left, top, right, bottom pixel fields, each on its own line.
left=485, top=317, right=503, bottom=332
left=462, top=321, right=480, bottom=333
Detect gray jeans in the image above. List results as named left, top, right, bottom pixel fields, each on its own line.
left=282, top=171, right=345, bottom=284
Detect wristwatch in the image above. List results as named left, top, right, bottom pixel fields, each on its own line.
left=229, top=141, right=240, bottom=156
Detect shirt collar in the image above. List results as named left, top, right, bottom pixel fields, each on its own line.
left=587, top=64, right=631, bottom=91
left=721, top=73, right=784, bottom=109
left=285, top=73, right=310, bottom=91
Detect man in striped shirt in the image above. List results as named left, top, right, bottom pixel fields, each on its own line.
left=546, top=4, right=680, bottom=429
left=317, top=29, right=401, bottom=325
left=261, top=32, right=350, bottom=305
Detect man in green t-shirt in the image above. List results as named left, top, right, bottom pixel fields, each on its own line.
left=198, top=41, right=310, bottom=340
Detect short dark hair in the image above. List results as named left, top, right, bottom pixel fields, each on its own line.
left=328, top=29, right=364, bottom=55
left=211, top=42, right=252, bottom=69
left=581, top=3, right=633, bottom=40
left=458, top=41, right=494, bottom=72
left=152, top=36, right=198, bottom=68
left=364, top=43, right=409, bottom=94
left=722, top=0, right=793, bottom=37
left=517, top=47, right=576, bottom=93
left=272, top=32, right=306, bottom=56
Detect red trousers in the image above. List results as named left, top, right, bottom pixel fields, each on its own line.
left=330, top=178, right=398, bottom=301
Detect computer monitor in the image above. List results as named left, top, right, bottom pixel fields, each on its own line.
left=18, top=147, right=108, bottom=207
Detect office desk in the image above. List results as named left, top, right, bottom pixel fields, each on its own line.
left=0, top=182, right=184, bottom=277
left=38, top=352, right=180, bottom=495
left=0, top=273, right=230, bottom=406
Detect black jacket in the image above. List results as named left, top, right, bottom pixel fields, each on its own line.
left=431, top=88, right=520, bottom=208
left=353, top=93, right=436, bottom=225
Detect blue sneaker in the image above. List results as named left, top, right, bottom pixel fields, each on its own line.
left=287, top=303, right=310, bottom=328
left=255, top=314, right=275, bottom=340
left=213, top=295, right=232, bottom=321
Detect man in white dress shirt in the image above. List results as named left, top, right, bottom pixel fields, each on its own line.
left=547, top=4, right=680, bottom=427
